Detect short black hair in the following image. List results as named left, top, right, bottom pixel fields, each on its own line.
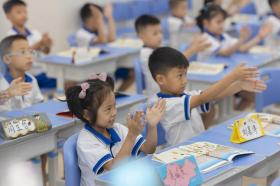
left=268, top=0, right=280, bottom=7
left=0, top=35, right=27, bottom=60
left=204, top=0, right=216, bottom=5
left=149, top=47, right=189, bottom=80
left=135, top=14, right=160, bottom=33
left=196, top=4, right=227, bottom=32
left=169, top=0, right=186, bottom=9
left=66, top=75, right=114, bottom=125
left=3, top=0, right=26, bottom=14
left=80, top=3, right=103, bottom=23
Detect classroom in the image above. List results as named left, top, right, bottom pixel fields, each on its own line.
left=0, top=0, right=280, bottom=186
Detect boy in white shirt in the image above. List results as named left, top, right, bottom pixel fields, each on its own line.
left=135, top=15, right=210, bottom=99
left=76, top=3, right=116, bottom=47
left=0, top=35, right=43, bottom=112
left=168, top=0, right=196, bottom=34
left=3, top=0, right=56, bottom=89
left=148, top=47, right=267, bottom=146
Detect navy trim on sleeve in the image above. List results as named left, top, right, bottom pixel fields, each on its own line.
left=184, top=95, right=191, bottom=120
left=131, top=136, right=145, bottom=156
left=92, top=154, right=113, bottom=174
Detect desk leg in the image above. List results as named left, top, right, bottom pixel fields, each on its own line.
left=48, top=150, right=59, bottom=186
left=56, top=68, right=65, bottom=92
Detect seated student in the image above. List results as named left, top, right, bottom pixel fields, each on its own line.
left=0, top=35, right=43, bottom=112
left=135, top=15, right=210, bottom=99
left=77, top=3, right=133, bottom=91
left=65, top=73, right=166, bottom=186
left=76, top=3, right=115, bottom=47
left=168, top=0, right=196, bottom=33
left=196, top=4, right=271, bottom=61
left=149, top=47, right=267, bottom=146
left=264, top=0, right=280, bottom=42
left=3, top=0, right=56, bottom=89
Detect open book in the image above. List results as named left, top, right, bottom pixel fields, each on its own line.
left=246, top=113, right=280, bottom=137
left=249, top=46, right=276, bottom=55
left=57, top=47, right=101, bottom=64
left=108, top=38, right=143, bottom=48
left=188, top=62, right=226, bottom=75
left=153, top=141, right=253, bottom=173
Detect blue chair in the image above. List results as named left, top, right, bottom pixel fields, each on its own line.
left=142, top=122, right=167, bottom=146
left=161, top=18, right=170, bottom=40
left=272, top=177, right=280, bottom=186
left=63, top=134, right=80, bottom=186
left=67, top=33, right=77, bottom=47
left=131, top=0, right=151, bottom=19
left=150, top=0, right=169, bottom=15
left=133, top=59, right=145, bottom=94
left=113, top=2, right=133, bottom=22
left=239, top=2, right=257, bottom=15
left=256, top=68, right=280, bottom=112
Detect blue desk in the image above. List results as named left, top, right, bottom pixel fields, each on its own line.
left=39, top=45, right=140, bottom=91
left=95, top=126, right=266, bottom=186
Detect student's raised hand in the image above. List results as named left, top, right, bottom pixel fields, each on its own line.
left=7, top=77, right=32, bottom=97
left=189, top=35, right=211, bottom=53
left=231, top=63, right=259, bottom=81
left=239, top=27, right=251, bottom=41
left=127, top=111, right=145, bottom=137
left=258, top=23, right=273, bottom=39
left=0, top=91, right=9, bottom=103
left=42, top=33, right=53, bottom=47
left=103, top=4, right=113, bottom=19
left=146, top=99, right=166, bottom=127
left=239, top=79, right=267, bottom=93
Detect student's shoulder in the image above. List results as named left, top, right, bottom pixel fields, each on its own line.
left=77, top=128, right=102, bottom=147
left=140, top=47, right=154, bottom=59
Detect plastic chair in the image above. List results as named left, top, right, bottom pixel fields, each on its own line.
left=239, top=2, right=257, bottom=15
left=255, top=68, right=280, bottom=112
left=67, top=33, right=77, bottom=47
left=161, top=18, right=170, bottom=40
left=179, top=43, right=197, bottom=61
left=63, top=133, right=81, bottom=186
left=113, top=2, right=133, bottom=22
left=133, top=59, right=146, bottom=94
left=142, top=122, right=167, bottom=146
left=272, top=177, right=280, bottom=186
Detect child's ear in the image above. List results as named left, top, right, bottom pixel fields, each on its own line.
left=203, top=19, right=209, bottom=28
left=83, top=109, right=91, bottom=122
left=3, top=55, right=11, bottom=65
left=155, top=74, right=165, bottom=86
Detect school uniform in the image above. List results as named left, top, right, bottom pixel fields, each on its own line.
left=167, top=15, right=194, bottom=33
left=76, top=27, right=98, bottom=47
left=77, top=123, right=145, bottom=186
left=265, top=13, right=280, bottom=37
left=197, top=31, right=238, bottom=61
left=0, top=72, right=44, bottom=112
left=139, top=46, right=160, bottom=101
left=7, top=27, right=56, bottom=88
left=157, top=90, right=210, bottom=147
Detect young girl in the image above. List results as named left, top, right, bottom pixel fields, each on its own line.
left=66, top=73, right=166, bottom=186
left=196, top=3, right=271, bottom=61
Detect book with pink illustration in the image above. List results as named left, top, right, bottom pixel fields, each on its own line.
left=157, top=155, right=203, bottom=186
left=153, top=141, right=253, bottom=173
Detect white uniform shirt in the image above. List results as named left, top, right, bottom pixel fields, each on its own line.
left=7, top=27, right=44, bottom=76
left=167, top=15, right=194, bottom=33
left=76, top=27, right=98, bottom=47
left=264, top=14, right=280, bottom=45
left=0, top=72, right=44, bottom=112
left=157, top=91, right=210, bottom=147
left=139, top=46, right=160, bottom=101
left=77, top=123, right=145, bottom=186
left=197, top=31, right=238, bottom=61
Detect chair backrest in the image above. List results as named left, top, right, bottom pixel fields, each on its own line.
left=67, top=33, right=77, bottom=47
left=179, top=43, right=197, bottom=61
left=134, top=59, right=146, bottom=94
left=272, top=177, right=280, bottom=186
left=239, top=2, right=257, bottom=15
left=63, top=133, right=80, bottom=186
left=256, top=68, right=280, bottom=112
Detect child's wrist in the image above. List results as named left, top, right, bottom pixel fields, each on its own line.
left=127, top=130, right=138, bottom=139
